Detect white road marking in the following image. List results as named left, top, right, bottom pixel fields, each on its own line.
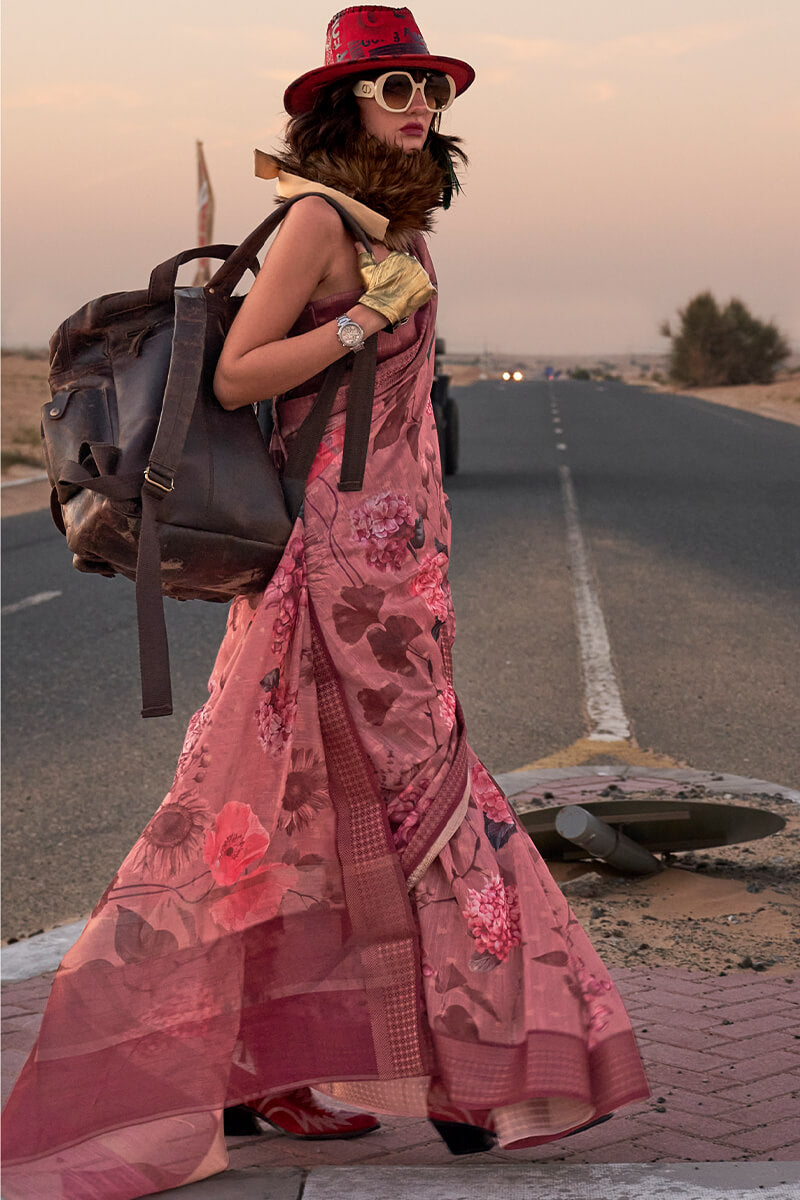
left=0, top=472, right=49, bottom=489
left=1, top=590, right=62, bottom=616
left=558, top=463, right=632, bottom=742
left=554, top=426, right=563, bottom=434
left=556, top=442, right=567, bottom=451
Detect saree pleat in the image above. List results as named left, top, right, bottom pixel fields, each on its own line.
left=1, top=242, right=648, bottom=1198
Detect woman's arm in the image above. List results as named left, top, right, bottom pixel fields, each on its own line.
left=214, top=197, right=386, bottom=410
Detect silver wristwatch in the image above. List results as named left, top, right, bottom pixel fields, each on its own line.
left=336, top=314, right=366, bottom=353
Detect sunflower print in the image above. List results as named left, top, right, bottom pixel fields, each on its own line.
left=131, top=790, right=212, bottom=878
left=279, top=749, right=329, bottom=834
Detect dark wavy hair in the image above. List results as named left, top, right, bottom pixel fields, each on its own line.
left=283, top=75, right=468, bottom=208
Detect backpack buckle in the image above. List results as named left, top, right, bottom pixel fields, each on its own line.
left=144, top=465, right=174, bottom=493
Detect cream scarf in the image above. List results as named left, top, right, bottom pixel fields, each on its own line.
left=254, top=150, right=390, bottom=242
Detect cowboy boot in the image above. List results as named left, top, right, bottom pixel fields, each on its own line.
left=224, top=1089, right=380, bottom=1139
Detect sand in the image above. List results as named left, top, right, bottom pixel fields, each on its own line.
left=644, top=375, right=800, bottom=428
left=545, top=789, right=799, bottom=976
left=1, top=353, right=51, bottom=516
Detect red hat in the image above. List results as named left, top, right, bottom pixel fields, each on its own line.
left=284, top=6, right=475, bottom=116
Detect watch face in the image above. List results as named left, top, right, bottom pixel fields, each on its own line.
left=339, top=320, right=363, bottom=347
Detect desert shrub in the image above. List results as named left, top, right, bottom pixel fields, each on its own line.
left=660, top=292, right=790, bottom=387
left=1, top=346, right=49, bottom=360
left=1, top=449, right=42, bottom=470
left=13, top=425, right=42, bottom=448
left=568, top=367, right=591, bottom=380
left=585, top=368, right=619, bottom=381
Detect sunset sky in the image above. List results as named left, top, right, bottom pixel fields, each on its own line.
left=3, top=0, right=799, bottom=355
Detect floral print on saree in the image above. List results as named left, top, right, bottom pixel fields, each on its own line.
left=1, top=244, right=647, bottom=1199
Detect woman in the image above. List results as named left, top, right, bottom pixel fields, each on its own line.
left=2, top=7, right=648, bottom=1197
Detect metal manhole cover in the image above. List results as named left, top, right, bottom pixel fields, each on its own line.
left=518, top=796, right=785, bottom=860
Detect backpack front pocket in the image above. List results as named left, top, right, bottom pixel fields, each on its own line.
left=42, top=386, right=116, bottom=502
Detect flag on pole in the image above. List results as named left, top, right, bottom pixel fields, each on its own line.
left=193, top=140, right=215, bottom=285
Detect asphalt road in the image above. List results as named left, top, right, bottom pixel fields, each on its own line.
left=3, top=379, right=799, bottom=937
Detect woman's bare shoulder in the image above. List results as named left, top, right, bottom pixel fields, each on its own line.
left=276, top=195, right=350, bottom=243
left=271, top=195, right=361, bottom=296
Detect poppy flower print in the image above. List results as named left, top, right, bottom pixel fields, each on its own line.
left=210, top=862, right=298, bottom=933
left=203, top=801, right=270, bottom=886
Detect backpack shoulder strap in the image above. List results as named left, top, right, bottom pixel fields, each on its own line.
left=137, top=197, right=379, bottom=718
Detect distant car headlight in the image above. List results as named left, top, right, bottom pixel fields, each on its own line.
left=502, top=371, right=511, bottom=381
left=513, top=370, right=524, bottom=382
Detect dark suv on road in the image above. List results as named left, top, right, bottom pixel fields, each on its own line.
left=430, top=336, right=458, bottom=475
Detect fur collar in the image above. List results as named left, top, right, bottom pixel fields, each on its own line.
left=271, top=133, right=446, bottom=251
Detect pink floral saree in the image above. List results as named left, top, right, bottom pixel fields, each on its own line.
left=2, top=243, right=648, bottom=1199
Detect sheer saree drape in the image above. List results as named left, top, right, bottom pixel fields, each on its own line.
left=2, top=245, right=647, bottom=1199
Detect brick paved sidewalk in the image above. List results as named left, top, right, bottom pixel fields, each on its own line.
left=4, top=967, right=798, bottom=1169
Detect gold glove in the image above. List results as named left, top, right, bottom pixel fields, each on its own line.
left=357, top=249, right=436, bottom=328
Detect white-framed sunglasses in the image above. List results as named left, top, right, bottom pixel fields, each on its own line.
left=352, top=70, right=455, bottom=113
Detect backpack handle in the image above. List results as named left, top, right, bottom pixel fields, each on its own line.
left=147, top=244, right=260, bottom=306
left=147, top=195, right=373, bottom=307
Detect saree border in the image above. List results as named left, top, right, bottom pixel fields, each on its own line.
left=309, top=599, right=432, bottom=1078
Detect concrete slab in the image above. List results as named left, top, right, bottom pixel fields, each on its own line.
left=495, top=767, right=800, bottom=804
left=1, top=920, right=86, bottom=983
left=154, top=1167, right=303, bottom=1199
left=302, top=1163, right=800, bottom=1200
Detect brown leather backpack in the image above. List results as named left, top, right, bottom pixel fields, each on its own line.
left=42, top=196, right=377, bottom=717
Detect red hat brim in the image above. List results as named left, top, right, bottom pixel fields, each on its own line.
left=284, top=54, right=475, bottom=116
